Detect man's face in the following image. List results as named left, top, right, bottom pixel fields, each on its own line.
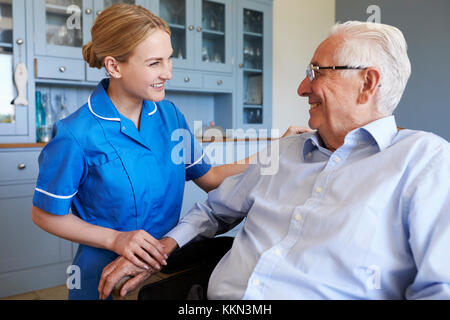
left=297, top=36, right=363, bottom=135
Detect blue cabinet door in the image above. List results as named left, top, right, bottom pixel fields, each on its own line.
left=235, top=0, right=272, bottom=134
left=0, top=0, right=29, bottom=140
left=34, top=0, right=93, bottom=59
left=194, top=0, right=233, bottom=73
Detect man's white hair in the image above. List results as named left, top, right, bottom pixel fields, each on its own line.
left=330, top=21, right=411, bottom=115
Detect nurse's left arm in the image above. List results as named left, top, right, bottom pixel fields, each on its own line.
left=193, top=161, right=252, bottom=193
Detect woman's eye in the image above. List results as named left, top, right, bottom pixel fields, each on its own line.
left=149, top=61, right=159, bottom=67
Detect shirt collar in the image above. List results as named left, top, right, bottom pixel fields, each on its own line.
left=301, top=115, right=398, bottom=159
left=87, top=78, right=158, bottom=122
left=359, top=115, right=398, bottom=151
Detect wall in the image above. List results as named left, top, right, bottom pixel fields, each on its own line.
left=272, top=0, right=336, bottom=136
left=336, top=0, right=450, bottom=141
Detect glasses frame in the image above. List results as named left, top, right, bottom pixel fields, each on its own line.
left=306, top=64, right=367, bottom=81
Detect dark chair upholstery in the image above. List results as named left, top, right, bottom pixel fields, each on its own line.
left=138, top=236, right=234, bottom=300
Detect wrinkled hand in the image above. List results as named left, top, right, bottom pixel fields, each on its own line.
left=99, top=237, right=179, bottom=300
left=98, top=256, right=156, bottom=300
left=281, top=126, right=313, bottom=138
left=111, top=230, right=168, bottom=271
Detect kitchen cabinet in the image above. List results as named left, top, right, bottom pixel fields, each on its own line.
left=155, top=0, right=233, bottom=73
left=235, top=0, right=272, bottom=132
left=0, top=147, right=73, bottom=298
left=33, top=0, right=148, bottom=83
left=0, top=0, right=29, bottom=140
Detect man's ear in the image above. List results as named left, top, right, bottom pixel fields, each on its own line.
left=104, top=56, right=122, bottom=79
left=358, top=67, right=381, bottom=104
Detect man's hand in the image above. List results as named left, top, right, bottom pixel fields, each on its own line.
left=98, top=237, right=179, bottom=300
left=98, top=256, right=156, bottom=300
left=281, top=126, right=313, bottom=138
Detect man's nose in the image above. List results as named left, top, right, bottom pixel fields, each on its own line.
left=297, top=77, right=311, bottom=97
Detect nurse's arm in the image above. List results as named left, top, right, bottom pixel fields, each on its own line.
left=31, top=206, right=167, bottom=270
left=194, top=126, right=312, bottom=192
left=193, top=158, right=253, bottom=193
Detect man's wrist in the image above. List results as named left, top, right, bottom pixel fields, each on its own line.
left=160, top=237, right=179, bottom=256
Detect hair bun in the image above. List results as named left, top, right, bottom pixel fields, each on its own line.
left=82, top=41, right=102, bottom=69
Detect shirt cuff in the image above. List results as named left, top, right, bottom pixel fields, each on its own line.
left=164, top=222, right=201, bottom=248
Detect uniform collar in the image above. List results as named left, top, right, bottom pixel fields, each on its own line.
left=302, top=115, right=398, bottom=160
left=88, top=78, right=158, bottom=122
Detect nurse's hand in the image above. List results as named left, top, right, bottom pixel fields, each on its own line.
left=111, top=230, right=168, bottom=271
left=281, top=126, right=313, bottom=138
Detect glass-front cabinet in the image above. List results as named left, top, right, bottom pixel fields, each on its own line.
left=158, top=0, right=232, bottom=72
left=236, top=0, right=272, bottom=131
left=0, top=0, right=28, bottom=139
left=33, top=0, right=147, bottom=82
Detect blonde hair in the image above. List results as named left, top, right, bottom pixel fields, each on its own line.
left=83, top=4, right=171, bottom=69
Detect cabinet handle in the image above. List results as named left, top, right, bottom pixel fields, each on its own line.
left=59, top=67, right=66, bottom=73
left=16, top=38, right=24, bottom=45
left=239, top=63, right=244, bottom=68
left=18, top=163, right=26, bottom=170
left=85, top=8, right=92, bottom=15
left=97, top=10, right=102, bottom=16
left=184, top=77, right=190, bottom=83
left=196, top=26, right=202, bottom=32
left=188, top=25, right=195, bottom=31
left=217, top=80, right=223, bottom=85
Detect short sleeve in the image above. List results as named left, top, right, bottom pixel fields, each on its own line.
left=33, top=121, right=87, bottom=216
left=173, top=105, right=211, bottom=181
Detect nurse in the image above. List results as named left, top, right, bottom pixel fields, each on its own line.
left=31, top=4, right=247, bottom=300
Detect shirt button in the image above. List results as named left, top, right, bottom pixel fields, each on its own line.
left=316, top=187, right=323, bottom=193
left=122, top=126, right=126, bottom=131
left=275, top=248, right=282, bottom=256
left=334, top=156, right=341, bottom=163
left=295, top=214, right=302, bottom=221
left=253, top=279, right=260, bottom=286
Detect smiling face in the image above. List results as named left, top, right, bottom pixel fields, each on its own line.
left=297, top=35, right=365, bottom=147
left=116, top=29, right=173, bottom=103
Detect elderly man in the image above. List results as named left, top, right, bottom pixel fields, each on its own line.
left=99, top=21, right=450, bottom=300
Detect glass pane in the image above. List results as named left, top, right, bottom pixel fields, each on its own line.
left=46, top=0, right=83, bottom=47
left=160, top=0, right=186, bottom=60
left=243, top=8, right=263, bottom=34
left=103, top=0, right=135, bottom=8
left=243, top=108, right=262, bottom=124
left=0, top=0, right=13, bottom=46
left=202, top=0, right=225, bottom=64
left=242, top=9, right=263, bottom=125
left=0, top=53, right=15, bottom=124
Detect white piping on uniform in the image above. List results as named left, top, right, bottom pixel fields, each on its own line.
left=148, top=102, right=158, bottom=116
left=186, top=152, right=206, bottom=169
left=35, top=188, right=78, bottom=200
left=88, top=95, right=121, bottom=122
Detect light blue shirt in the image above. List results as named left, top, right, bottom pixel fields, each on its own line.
left=166, top=116, right=450, bottom=299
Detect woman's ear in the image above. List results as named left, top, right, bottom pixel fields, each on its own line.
left=358, top=67, right=381, bottom=104
left=104, top=56, right=122, bottom=79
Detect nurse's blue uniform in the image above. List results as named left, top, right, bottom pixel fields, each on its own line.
left=33, top=79, right=211, bottom=300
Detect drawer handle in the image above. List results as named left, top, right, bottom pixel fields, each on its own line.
left=196, top=26, right=202, bottom=32
left=18, top=163, right=26, bottom=170
left=217, top=80, right=223, bottom=85
left=188, top=25, right=195, bottom=31
left=85, top=8, right=92, bottom=15
left=184, top=77, right=190, bottom=83
left=59, top=66, right=66, bottom=73
left=239, top=63, right=244, bottom=68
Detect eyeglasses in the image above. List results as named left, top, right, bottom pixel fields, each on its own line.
left=306, top=64, right=367, bottom=81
